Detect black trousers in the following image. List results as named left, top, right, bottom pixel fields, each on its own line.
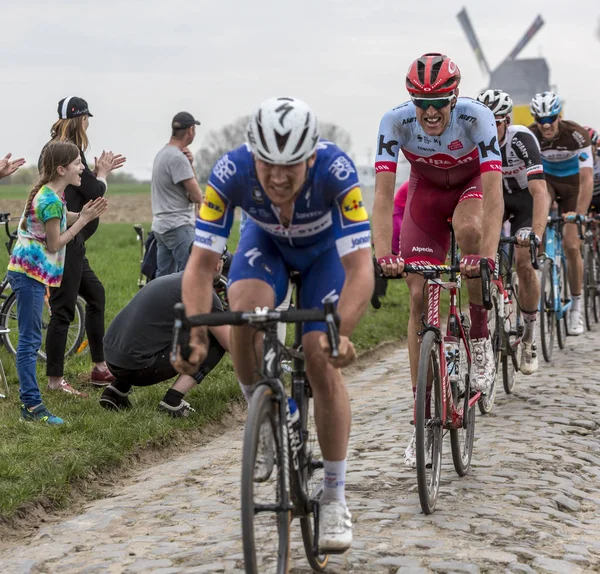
left=106, top=336, right=226, bottom=391
left=46, top=238, right=106, bottom=376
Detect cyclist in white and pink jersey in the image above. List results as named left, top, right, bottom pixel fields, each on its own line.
left=372, top=53, right=504, bottom=468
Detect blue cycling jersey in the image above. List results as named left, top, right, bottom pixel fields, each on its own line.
left=195, top=141, right=371, bottom=259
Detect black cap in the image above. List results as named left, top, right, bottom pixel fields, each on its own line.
left=172, top=112, right=200, bottom=130
left=57, top=96, right=93, bottom=119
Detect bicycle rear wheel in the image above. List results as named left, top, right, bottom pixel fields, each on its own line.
left=539, top=259, right=555, bottom=362
left=583, top=243, right=594, bottom=331
left=296, top=378, right=329, bottom=571
left=1, top=293, right=85, bottom=361
left=557, top=258, right=569, bottom=349
left=415, top=330, right=443, bottom=515
left=241, top=385, right=290, bottom=574
left=593, top=242, right=600, bottom=323
left=479, top=284, right=499, bottom=414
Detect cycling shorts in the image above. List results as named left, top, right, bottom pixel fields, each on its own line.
left=228, top=219, right=345, bottom=334
left=504, top=191, right=533, bottom=235
left=546, top=176, right=579, bottom=213
left=399, top=170, right=483, bottom=264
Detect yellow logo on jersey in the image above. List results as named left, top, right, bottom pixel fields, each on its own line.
left=341, top=187, right=368, bottom=223
left=200, top=185, right=226, bottom=222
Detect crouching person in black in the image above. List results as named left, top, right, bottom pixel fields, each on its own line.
left=100, top=268, right=229, bottom=417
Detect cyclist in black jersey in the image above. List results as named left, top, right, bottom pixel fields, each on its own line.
left=477, top=90, right=548, bottom=374
left=585, top=127, right=600, bottom=211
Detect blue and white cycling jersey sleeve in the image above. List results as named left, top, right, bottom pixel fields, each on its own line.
left=325, top=153, right=372, bottom=257
left=194, top=154, right=238, bottom=254
left=580, top=146, right=594, bottom=170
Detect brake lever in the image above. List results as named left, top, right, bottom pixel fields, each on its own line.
left=171, top=303, right=192, bottom=363
left=323, top=299, right=340, bottom=359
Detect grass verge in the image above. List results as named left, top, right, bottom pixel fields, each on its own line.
left=0, top=222, right=409, bottom=520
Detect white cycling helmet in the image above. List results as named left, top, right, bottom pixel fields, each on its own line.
left=530, top=91, right=563, bottom=118
left=476, top=89, right=513, bottom=117
left=247, top=97, right=320, bottom=165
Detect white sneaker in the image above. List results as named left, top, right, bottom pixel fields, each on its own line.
left=253, top=421, right=274, bottom=483
left=471, top=337, right=496, bottom=392
left=404, top=426, right=433, bottom=468
left=569, top=310, right=584, bottom=336
left=520, top=341, right=538, bottom=375
left=319, top=501, right=352, bottom=553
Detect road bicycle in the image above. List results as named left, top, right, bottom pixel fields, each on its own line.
left=172, top=275, right=339, bottom=573
left=0, top=212, right=86, bottom=361
left=485, top=234, right=538, bottom=402
left=381, top=223, right=491, bottom=514
left=539, top=214, right=583, bottom=361
left=582, top=214, right=600, bottom=330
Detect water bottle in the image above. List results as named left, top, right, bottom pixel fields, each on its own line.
left=287, top=397, right=300, bottom=425
left=287, top=397, right=302, bottom=451
left=444, top=337, right=460, bottom=384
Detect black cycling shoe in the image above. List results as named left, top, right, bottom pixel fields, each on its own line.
left=99, top=385, right=132, bottom=411
left=158, top=399, right=196, bottom=418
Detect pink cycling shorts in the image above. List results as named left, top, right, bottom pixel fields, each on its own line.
left=399, top=170, right=483, bottom=264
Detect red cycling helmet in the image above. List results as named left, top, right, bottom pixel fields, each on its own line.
left=406, top=53, right=461, bottom=95
left=584, top=126, right=598, bottom=146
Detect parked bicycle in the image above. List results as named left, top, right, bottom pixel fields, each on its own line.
left=172, top=274, right=339, bottom=573
left=539, top=213, right=584, bottom=361
left=0, top=212, right=87, bottom=361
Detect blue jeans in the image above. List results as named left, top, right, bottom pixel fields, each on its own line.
left=8, top=271, right=45, bottom=407
left=154, top=224, right=194, bottom=277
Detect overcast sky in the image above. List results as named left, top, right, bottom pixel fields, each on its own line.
left=1, top=1, right=598, bottom=179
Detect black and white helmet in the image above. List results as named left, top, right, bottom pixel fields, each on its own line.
left=247, top=97, right=320, bottom=165
left=530, top=91, right=563, bottom=118
left=476, top=89, right=513, bottom=117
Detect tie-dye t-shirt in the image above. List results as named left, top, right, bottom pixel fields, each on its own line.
left=8, top=185, right=67, bottom=287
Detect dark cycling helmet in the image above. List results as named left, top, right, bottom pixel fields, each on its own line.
left=406, top=53, right=461, bottom=96
left=584, top=126, right=598, bottom=147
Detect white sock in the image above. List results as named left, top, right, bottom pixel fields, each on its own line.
left=572, top=295, right=581, bottom=313
left=239, top=380, right=254, bottom=403
left=522, top=311, right=537, bottom=343
left=321, top=459, right=347, bottom=504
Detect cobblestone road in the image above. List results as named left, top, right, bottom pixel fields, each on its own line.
left=2, top=328, right=600, bottom=574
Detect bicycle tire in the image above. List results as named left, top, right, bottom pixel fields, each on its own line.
left=295, top=378, right=329, bottom=571
left=539, top=259, right=555, bottom=362
left=503, top=273, right=522, bottom=394
left=415, top=330, right=443, bottom=515
left=593, top=243, right=600, bottom=323
left=241, top=385, right=290, bottom=574
left=479, top=283, right=499, bottom=414
left=1, top=293, right=86, bottom=361
left=557, top=258, right=569, bottom=349
left=450, top=386, right=476, bottom=477
left=583, top=243, right=593, bottom=331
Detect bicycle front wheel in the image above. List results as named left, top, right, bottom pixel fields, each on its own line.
left=557, top=258, right=569, bottom=349
left=539, top=259, right=555, bottom=362
left=241, top=385, right=290, bottom=574
left=415, top=330, right=443, bottom=515
left=583, top=243, right=594, bottom=331
left=503, top=273, right=522, bottom=394
left=479, top=283, right=499, bottom=414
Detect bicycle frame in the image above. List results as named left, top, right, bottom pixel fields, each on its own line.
left=542, top=219, right=570, bottom=321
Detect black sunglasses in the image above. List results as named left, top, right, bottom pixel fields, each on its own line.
left=411, top=96, right=454, bottom=110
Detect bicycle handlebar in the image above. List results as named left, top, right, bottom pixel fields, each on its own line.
left=548, top=214, right=585, bottom=239
left=499, top=233, right=539, bottom=270
left=171, top=299, right=341, bottom=364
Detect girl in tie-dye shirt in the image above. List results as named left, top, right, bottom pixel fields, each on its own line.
left=7, top=141, right=107, bottom=424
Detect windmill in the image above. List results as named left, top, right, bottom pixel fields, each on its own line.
left=457, top=8, right=550, bottom=125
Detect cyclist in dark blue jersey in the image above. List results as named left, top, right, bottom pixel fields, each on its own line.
left=173, top=97, right=374, bottom=553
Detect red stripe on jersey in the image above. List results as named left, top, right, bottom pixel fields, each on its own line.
left=480, top=161, right=503, bottom=173
left=375, top=161, right=397, bottom=173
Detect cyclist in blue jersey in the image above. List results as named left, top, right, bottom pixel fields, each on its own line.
left=173, top=97, right=374, bottom=552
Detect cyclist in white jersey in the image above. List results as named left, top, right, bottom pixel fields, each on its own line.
left=477, top=90, right=548, bottom=374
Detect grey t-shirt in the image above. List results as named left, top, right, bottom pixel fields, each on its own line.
left=103, top=271, right=222, bottom=370
left=151, top=145, right=196, bottom=234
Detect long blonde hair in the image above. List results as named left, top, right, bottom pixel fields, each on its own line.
left=21, top=141, right=80, bottom=231
left=50, top=116, right=89, bottom=152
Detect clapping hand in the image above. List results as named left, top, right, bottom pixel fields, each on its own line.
left=0, top=153, right=26, bottom=180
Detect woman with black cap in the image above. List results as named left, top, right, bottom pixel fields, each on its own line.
left=41, top=96, right=126, bottom=396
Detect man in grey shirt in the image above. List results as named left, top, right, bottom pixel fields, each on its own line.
left=151, top=111, right=204, bottom=276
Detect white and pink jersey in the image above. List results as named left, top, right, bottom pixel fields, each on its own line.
left=375, top=97, right=502, bottom=189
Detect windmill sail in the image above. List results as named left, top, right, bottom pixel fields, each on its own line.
left=456, top=8, right=491, bottom=76
left=504, top=15, right=545, bottom=62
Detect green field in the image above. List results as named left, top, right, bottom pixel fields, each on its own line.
left=0, top=183, right=150, bottom=200
left=0, top=222, right=410, bottom=519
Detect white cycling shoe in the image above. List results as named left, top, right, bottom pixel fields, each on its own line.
left=471, top=337, right=496, bottom=392
left=568, top=310, right=584, bottom=336
left=404, top=427, right=433, bottom=469
left=253, top=421, right=275, bottom=482
left=319, top=501, right=353, bottom=553
left=520, top=341, right=538, bottom=375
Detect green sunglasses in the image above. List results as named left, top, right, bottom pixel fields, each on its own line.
left=411, top=96, right=453, bottom=110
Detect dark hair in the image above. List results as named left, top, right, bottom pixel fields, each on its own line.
left=171, top=126, right=191, bottom=139
left=21, top=141, right=80, bottom=230
left=50, top=116, right=89, bottom=151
